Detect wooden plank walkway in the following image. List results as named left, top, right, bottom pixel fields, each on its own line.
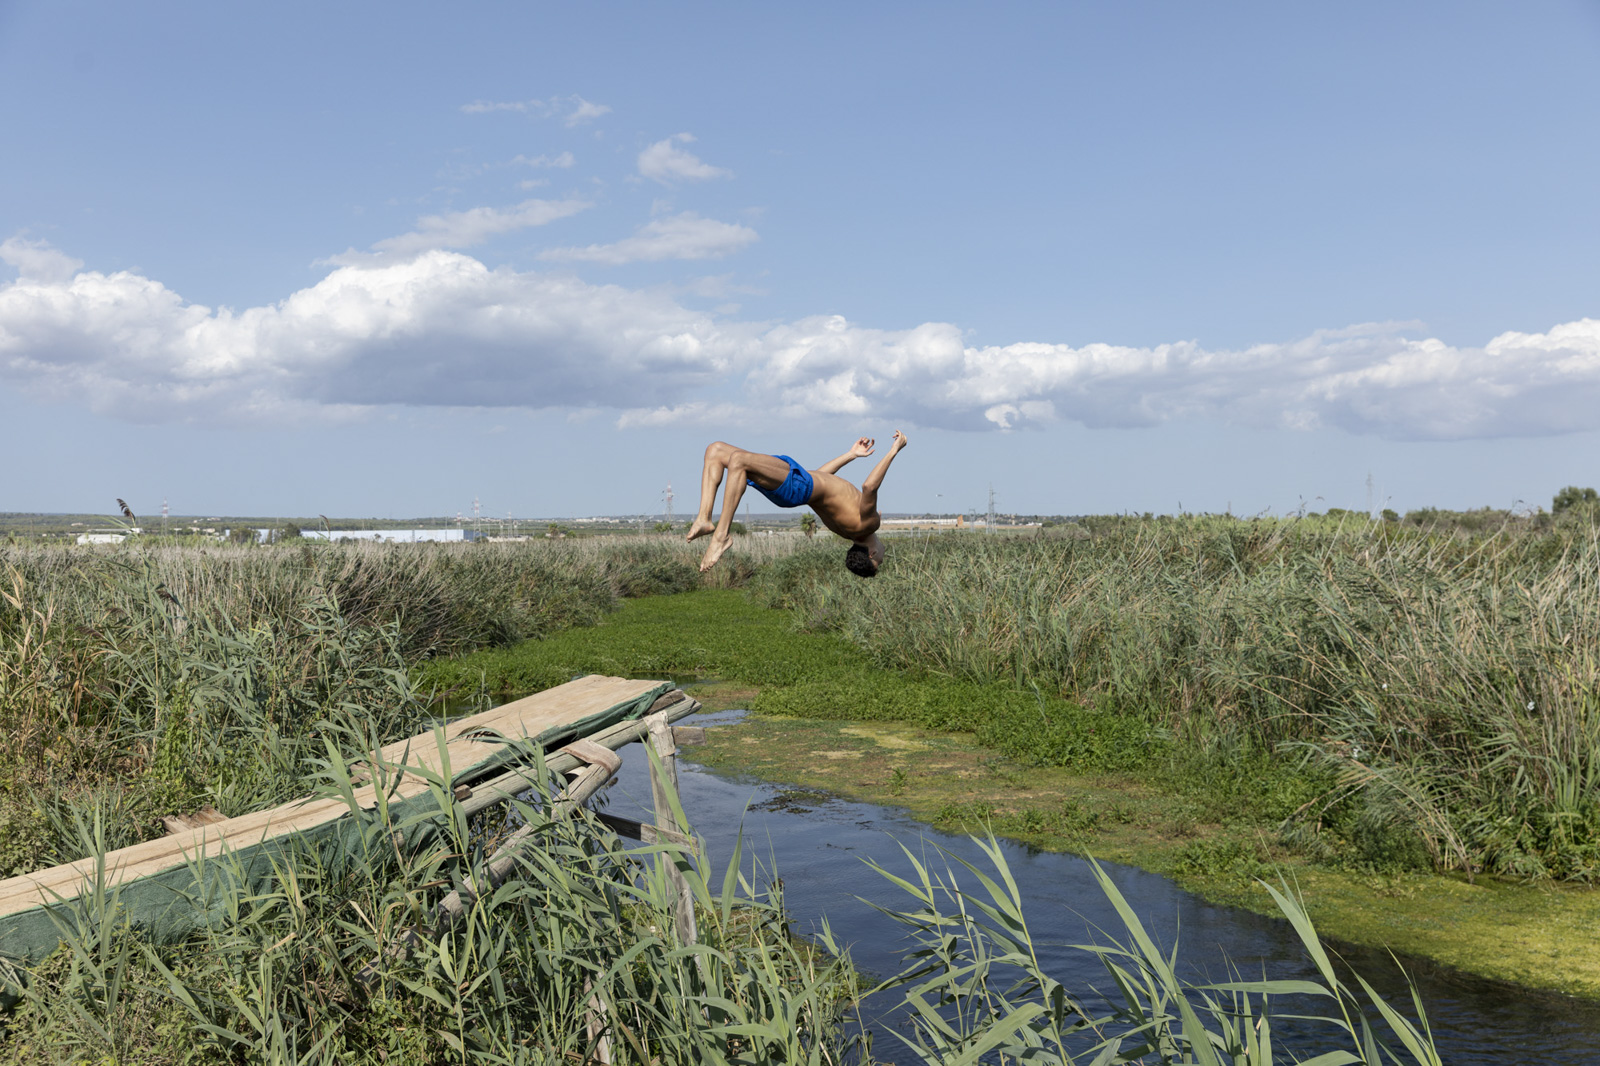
left=0, top=675, right=669, bottom=923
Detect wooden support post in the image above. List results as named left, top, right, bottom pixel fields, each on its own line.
left=439, top=739, right=622, bottom=921
left=360, top=739, right=623, bottom=983
left=583, top=977, right=613, bottom=1065
left=646, top=711, right=697, bottom=945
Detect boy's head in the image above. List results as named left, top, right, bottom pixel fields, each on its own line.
left=844, top=537, right=883, bottom=578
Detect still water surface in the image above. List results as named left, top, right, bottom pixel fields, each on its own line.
left=598, top=710, right=1600, bottom=1064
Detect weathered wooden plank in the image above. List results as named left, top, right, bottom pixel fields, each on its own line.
left=0, top=676, right=670, bottom=923
left=160, top=807, right=226, bottom=835
left=672, top=725, right=707, bottom=746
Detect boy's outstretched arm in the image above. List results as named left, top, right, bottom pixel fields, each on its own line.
left=816, top=436, right=875, bottom=476
left=859, top=430, right=908, bottom=509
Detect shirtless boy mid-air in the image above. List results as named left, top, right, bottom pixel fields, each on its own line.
left=687, top=431, right=909, bottom=575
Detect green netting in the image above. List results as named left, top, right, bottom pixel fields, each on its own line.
left=0, top=679, right=672, bottom=967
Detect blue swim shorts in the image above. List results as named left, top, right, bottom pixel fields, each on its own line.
left=748, top=455, right=814, bottom=508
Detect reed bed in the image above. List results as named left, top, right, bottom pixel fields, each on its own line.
left=752, top=517, right=1600, bottom=881
left=0, top=536, right=803, bottom=878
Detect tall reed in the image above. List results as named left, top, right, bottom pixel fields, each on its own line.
left=753, top=518, right=1600, bottom=880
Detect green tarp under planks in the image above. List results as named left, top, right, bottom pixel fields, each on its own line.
left=0, top=676, right=673, bottom=968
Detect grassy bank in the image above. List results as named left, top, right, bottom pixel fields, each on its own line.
left=688, top=715, right=1600, bottom=1000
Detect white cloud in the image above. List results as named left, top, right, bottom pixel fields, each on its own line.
left=616, top=400, right=748, bottom=428
left=6, top=237, right=1600, bottom=441
left=0, top=238, right=83, bottom=284
left=565, top=97, right=611, bottom=126
left=679, top=274, right=766, bottom=300
left=637, top=133, right=731, bottom=183
left=460, top=95, right=612, bottom=126
left=513, top=151, right=575, bottom=169
left=739, top=316, right=1600, bottom=438
left=539, top=213, right=758, bottom=264
left=0, top=245, right=755, bottom=422
left=364, top=198, right=591, bottom=257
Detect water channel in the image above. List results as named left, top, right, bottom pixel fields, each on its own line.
left=597, top=709, right=1600, bottom=1064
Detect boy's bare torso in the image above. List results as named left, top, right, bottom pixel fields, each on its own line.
left=806, top=469, right=881, bottom=541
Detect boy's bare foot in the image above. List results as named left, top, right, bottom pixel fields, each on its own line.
left=699, top=532, right=732, bottom=571
left=685, top=518, right=716, bottom=541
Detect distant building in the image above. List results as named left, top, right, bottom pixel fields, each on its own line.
left=881, top=518, right=962, bottom=528
left=76, top=530, right=134, bottom=545
left=291, top=528, right=485, bottom=544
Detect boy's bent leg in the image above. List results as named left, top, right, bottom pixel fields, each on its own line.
left=687, top=441, right=735, bottom=541
left=699, top=449, right=791, bottom=571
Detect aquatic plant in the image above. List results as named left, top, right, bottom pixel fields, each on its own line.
left=868, top=833, right=1442, bottom=1065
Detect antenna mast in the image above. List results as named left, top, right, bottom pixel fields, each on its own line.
left=986, top=484, right=996, bottom=534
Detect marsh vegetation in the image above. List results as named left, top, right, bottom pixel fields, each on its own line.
left=5, top=515, right=1588, bottom=1060
left=752, top=514, right=1600, bottom=885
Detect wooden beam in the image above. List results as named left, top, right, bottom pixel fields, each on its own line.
left=454, top=695, right=701, bottom=818
left=593, top=813, right=700, bottom=855
left=647, top=711, right=698, bottom=946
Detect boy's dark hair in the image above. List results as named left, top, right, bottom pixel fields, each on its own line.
left=844, top=543, right=878, bottom=578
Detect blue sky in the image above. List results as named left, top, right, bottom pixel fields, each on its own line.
left=3, top=2, right=1599, bottom=519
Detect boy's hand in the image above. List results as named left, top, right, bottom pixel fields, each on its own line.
left=890, top=430, right=909, bottom=452
left=851, top=436, right=876, bottom=457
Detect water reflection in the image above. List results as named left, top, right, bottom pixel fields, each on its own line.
left=599, top=710, right=1600, bottom=1064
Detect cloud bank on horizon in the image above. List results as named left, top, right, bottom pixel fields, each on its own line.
left=3, top=233, right=1595, bottom=441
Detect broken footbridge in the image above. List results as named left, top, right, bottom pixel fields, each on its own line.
left=0, top=675, right=705, bottom=966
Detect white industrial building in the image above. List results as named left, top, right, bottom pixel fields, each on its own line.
left=76, top=529, right=139, bottom=545
left=290, top=529, right=484, bottom=544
